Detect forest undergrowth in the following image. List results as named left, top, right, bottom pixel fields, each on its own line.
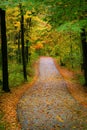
left=0, top=60, right=39, bottom=130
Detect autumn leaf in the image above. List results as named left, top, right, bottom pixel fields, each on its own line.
left=72, top=126, right=77, bottom=129
left=56, top=115, right=64, bottom=122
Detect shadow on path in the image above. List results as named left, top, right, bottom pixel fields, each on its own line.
left=17, top=57, right=87, bottom=130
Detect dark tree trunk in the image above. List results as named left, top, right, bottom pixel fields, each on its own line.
left=25, top=18, right=32, bottom=63
left=26, top=40, right=29, bottom=63
left=70, top=33, right=73, bottom=69
left=0, top=9, right=10, bottom=92
left=81, top=28, right=87, bottom=86
left=20, top=5, right=27, bottom=81
left=18, top=31, right=21, bottom=63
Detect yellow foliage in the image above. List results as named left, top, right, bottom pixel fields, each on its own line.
left=14, top=22, right=20, bottom=30
left=35, top=42, right=43, bottom=49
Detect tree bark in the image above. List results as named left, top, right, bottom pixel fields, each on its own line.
left=0, top=9, right=10, bottom=92
left=20, top=4, right=27, bottom=81
left=81, top=28, right=87, bottom=86
left=18, top=31, right=21, bottom=63
left=26, top=40, right=29, bottom=63
left=70, top=33, right=73, bottom=69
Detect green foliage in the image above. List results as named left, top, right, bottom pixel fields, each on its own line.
left=0, top=0, right=87, bottom=89
left=7, top=48, right=38, bottom=88
left=30, top=51, right=39, bottom=63
left=8, top=63, right=23, bottom=87
left=0, top=124, right=5, bottom=130
left=76, top=74, right=85, bottom=85
left=43, top=30, right=83, bottom=70
left=45, top=30, right=81, bottom=72
left=57, top=21, right=82, bottom=33
left=0, top=112, right=5, bottom=130
left=36, top=0, right=77, bottom=26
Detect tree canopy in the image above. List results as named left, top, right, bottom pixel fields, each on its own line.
left=0, top=0, right=87, bottom=92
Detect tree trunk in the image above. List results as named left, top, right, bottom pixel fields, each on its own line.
left=0, top=9, right=10, bottom=92
left=70, top=33, right=73, bottom=69
left=81, top=28, right=87, bottom=86
left=18, top=31, right=21, bottom=63
left=20, top=4, right=27, bottom=81
left=26, top=40, right=29, bottom=63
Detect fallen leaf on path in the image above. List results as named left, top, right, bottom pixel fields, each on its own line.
left=56, top=115, right=64, bottom=122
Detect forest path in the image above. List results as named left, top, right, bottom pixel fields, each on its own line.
left=17, top=57, right=87, bottom=130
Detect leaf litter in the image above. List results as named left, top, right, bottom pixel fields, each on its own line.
left=17, top=57, right=87, bottom=130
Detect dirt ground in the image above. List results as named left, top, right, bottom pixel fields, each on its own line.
left=0, top=61, right=39, bottom=130
left=0, top=58, right=87, bottom=130
left=17, top=57, right=87, bottom=130
left=55, top=61, right=87, bottom=108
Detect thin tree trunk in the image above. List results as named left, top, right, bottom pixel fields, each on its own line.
left=20, top=4, right=27, bottom=81
left=0, top=9, right=10, bottom=92
left=25, top=17, right=32, bottom=63
left=70, top=33, right=73, bottom=69
left=18, top=31, right=21, bottom=63
left=26, top=40, right=29, bottom=63
left=81, top=28, right=87, bottom=86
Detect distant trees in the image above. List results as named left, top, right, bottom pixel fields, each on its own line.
left=41, top=0, right=87, bottom=86
left=0, top=0, right=87, bottom=91
left=0, top=0, right=49, bottom=92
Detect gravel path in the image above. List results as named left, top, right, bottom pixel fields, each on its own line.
left=17, top=57, right=87, bottom=130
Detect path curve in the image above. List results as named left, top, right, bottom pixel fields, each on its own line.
left=17, top=57, right=87, bottom=130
